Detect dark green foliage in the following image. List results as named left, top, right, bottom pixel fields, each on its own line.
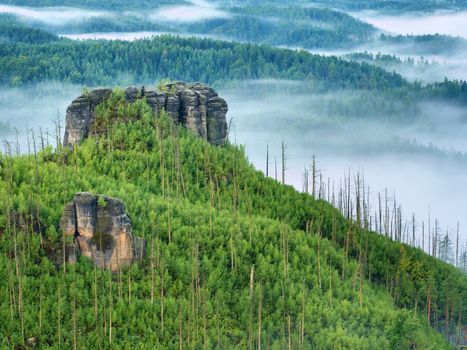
left=0, top=14, right=58, bottom=44
left=379, top=33, right=467, bottom=55
left=0, top=34, right=407, bottom=89
left=234, top=0, right=467, bottom=12
left=1, top=23, right=466, bottom=103
left=0, top=0, right=187, bottom=10
left=0, top=95, right=464, bottom=348
left=51, top=15, right=172, bottom=34
left=186, top=6, right=375, bottom=49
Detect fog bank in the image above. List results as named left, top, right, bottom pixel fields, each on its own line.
left=0, top=83, right=81, bottom=151
left=0, top=4, right=110, bottom=26
left=221, top=80, right=467, bottom=242
left=1, top=80, right=465, bottom=244
left=150, top=1, right=229, bottom=23
left=357, top=10, right=467, bottom=39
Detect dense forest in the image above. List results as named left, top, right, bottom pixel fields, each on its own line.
left=53, top=16, right=171, bottom=35
left=1, top=0, right=466, bottom=349
left=226, top=0, right=467, bottom=12
left=3, top=0, right=467, bottom=11
left=1, top=5, right=376, bottom=50
left=1, top=30, right=467, bottom=105
left=0, top=33, right=408, bottom=88
left=185, top=6, right=375, bottom=49
left=0, top=14, right=58, bottom=44
left=0, top=93, right=465, bottom=348
left=0, top=0, right=186, bottom=10
left=378, top=34, right=467, bottom=56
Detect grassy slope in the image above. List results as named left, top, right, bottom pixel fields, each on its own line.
left=0, top=94, right=464, bottom=349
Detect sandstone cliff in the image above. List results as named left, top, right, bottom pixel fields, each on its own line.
left=60, top=192, right=144, bottom=271
left=63, top=82, right=229, bottom=147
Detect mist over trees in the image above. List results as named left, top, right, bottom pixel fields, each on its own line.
left=0, top=1, right=466, bottom=348
left=0, top=95, right=465, bottom=348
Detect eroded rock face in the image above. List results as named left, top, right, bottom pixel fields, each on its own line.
left=60, top=192, right=144, bottom=271
left=63, top=82, right=228, bottom=147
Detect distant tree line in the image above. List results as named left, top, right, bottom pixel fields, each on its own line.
left=0, top=14, right=58, bottom=44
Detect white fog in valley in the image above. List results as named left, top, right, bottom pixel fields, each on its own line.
left=150, top=0, right=230, bottom=23
left=1, top=81, right=466, bottom=244
left=357, top=10, right=467, bottom=38
left=0, top=4, right=110, bottom=25
left=220, top=80, right=467, bottom=243
left=5, top=3, right=466, bottom=84
left=1, top=4, right=466, bottom=247
left=0, top=84, right=81, bottom=150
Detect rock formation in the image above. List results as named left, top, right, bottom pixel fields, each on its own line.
left=60, top=192, right=144, bottom=271
left=63, top=82, right=229, bottom=147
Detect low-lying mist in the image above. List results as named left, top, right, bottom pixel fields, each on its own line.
left=0, top=81, right=466, bottom=247
left=0, top=83, right=81, bottom=151
left=150, top=0, right=230, bottom=23
left=0, top=4, right=110, bottom=26
left=346, top=44, right=467, bottom=83
left=220, top=79, right=467, bottom=243
left=340, top=10, right=467, bottom=83
left=356, top=10, right=467, bottom=39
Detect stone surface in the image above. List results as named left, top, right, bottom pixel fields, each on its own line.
left=63, top=82, right=229, bottom=147
left=59, top=192, right=144, bottom=271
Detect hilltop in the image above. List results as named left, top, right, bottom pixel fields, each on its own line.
left=0, top=88, right=465, bottom=348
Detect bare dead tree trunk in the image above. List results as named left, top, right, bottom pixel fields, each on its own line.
left=312, top=155, right=316, bottom=198
left=281, top=141, right=287, bottom=185
left=456, top=223, right=459, bottom=267
left=422, top=221, right=425, bottom=252
left=266, top=143, right=269, bottom=178
left=274, top=156, right=277, bottom=181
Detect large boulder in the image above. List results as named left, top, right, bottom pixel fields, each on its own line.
left=63, top=82, right=229, bottom=147
left=60, top=192, right=144, bottom=271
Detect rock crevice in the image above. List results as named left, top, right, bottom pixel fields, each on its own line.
left=60, top=192, right=144, bottom=271
left=63, top=82, right=228, bottom=147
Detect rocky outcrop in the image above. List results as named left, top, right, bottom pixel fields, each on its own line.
left=60, top=192, right=144, bottom=271
left=63, top=82, right=229, bottom=147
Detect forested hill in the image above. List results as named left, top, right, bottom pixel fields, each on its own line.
left=184, top=5, right=376, bottom=49
left=0, top=0, right=187, bottom=10
left=228, top=0, right=467, bottom=12
left=0, top=35, right=406, bottom=89
left=0, top=91, right=466, bottom=348
left=0, top=19, right=466, bottom=103
left=0, top=14, right=58, bottom=44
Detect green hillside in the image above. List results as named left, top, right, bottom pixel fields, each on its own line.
left=0, top=91, right=465, bottom=349
left=0, top=23, right=466, bottom=104
left=0, top=14, right=58, bottom=44
left=0, top=0, right=186, bottom=10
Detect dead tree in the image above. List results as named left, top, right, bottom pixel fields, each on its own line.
left=265, top=143, right=269, bottom=178
left=281, top=141, right=287, bottom=185
left=455, top=223, right=459, bottom=267
left=311, top=155, right=317, bottom=198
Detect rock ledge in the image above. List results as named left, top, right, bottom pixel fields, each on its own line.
left=63, top=82, right=228, bottom=147
left=60, top=192, right=144, bottom=271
